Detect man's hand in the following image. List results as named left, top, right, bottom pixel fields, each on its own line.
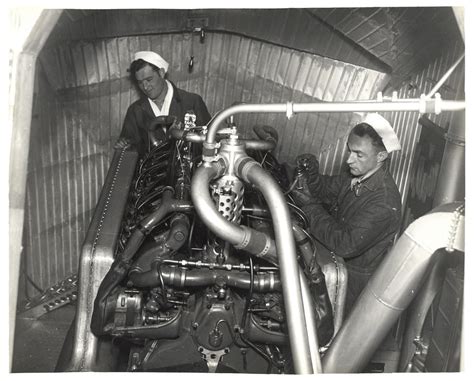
left=290, top=189, right=319, bottom=207
left=114, top=137, right=131, bottom=149
left=296, top=153, right=319, bottom=177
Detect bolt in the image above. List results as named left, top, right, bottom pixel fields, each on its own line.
left=174, top=231, right=185, bottom=241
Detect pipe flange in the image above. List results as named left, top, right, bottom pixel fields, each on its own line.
left=235, top=225, right=252, bottom=250
left=202, top=141, right=218, bottom=162
left=256, top=234, right=272, bottom=258
left=235, top=157, right=259, bottom=183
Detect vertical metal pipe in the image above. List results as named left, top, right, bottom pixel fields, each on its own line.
left=322, top=204, right=464, bottom=373
left=433, top=111, right=465, bottom=207
left=239, top=159, right=314, bottom=374
left=299, top=270, right=323, bottom=373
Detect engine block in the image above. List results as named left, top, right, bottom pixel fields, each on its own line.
left=63, top=119, right=342, bottom=373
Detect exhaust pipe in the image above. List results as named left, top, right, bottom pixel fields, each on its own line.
left=191, top=156, right=318, bottom=373
left=235, top=157, right=317, bottom=374
left=130, top=265, right=281, bottom=291
left=322, top=202, right=464, bottom=373
left=91, top=189, right=192, bottom=336
left=191, top=160, right=278, bottom=265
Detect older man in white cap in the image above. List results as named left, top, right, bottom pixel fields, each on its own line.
left=291, top=113, right=402, bottom=316
left=116, top=51, right=211, bottom=155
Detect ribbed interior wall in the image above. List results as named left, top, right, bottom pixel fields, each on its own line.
left=383, top=41, right=464, bottom=211
left=23, top=31, right=389, bottom=297
left=310, top=7, right=462, bottom=88
left=47, top=9, right=388, bottom=73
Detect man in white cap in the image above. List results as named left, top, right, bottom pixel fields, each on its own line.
left=291, top=113, right=402, bottom=316
left=116, top=51, right=211, bottom=155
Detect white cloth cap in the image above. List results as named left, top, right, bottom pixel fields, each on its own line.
left=134, top=51, right=169, bottom=73
left=361, top=113, right=401, bottom=153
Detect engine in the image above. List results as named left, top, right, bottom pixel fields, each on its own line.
left=88, top=114, right=339, bottom=373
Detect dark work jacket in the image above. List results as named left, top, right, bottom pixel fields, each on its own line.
left=302, top=165, right=401, bottom=313
left=119, top=81, right=211, bottom=156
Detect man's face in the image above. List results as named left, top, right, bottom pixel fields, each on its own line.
left=135, top=64, right=166, bottom=101
left=346, top=133, right=382, bottom=177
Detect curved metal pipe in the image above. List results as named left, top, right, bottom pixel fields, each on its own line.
left=322, top=203, right=465, bottom=373
left=190, top=161, right=278, bottom=264
left=243, top=139, right=275, bottom=151
left=120, top=188, right=192, bottom=262
left=237, top=158, right=315, bottom=374
left=129, top=214, right=190, bottom=274
left=91, top=188, right=192, bottom=336
left=168, top=128, right=275, bottom=151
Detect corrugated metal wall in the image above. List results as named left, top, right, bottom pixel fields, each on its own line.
left=47, top=9, right=388, bottom=73
left=383, top=40, right=464, bottom=213
left=23, top=32, right=465, bottom=299
left=22, top=31, right=387, bottom=297
left=23, top=65, right=110, bottom=293
left=23, top=30, right=464, bottom=298
left=309, top=7, right=462, bottom=88
left=39, top=32, right=388, bottom=163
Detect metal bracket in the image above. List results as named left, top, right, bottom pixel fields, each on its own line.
left=198, top=346, right=229, bottom=373
left=286, top=102, right=294, bottom=119
left=18, top=274, right=78, bottom=319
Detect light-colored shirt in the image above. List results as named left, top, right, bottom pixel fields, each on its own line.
left=350, top=163, right=383, bottom=192
left=147, top=80, right=174, bottom=117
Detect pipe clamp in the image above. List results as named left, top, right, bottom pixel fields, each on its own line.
left=257, top=234, right=272, bottom=257
left=235, top=225, right=252, bottom=249
left=434, top=93, right=442, bottom=115
left=286, top=102, right=294, bottom=119
left=419, top=94, right=427, bottom=114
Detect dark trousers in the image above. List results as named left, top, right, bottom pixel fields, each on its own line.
left=345, top=266, right=372, bottom=318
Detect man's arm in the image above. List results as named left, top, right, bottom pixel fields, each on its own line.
left=193, top=95, right=211, bottom=126
left=302, top=197, right=397, bottom=258
left=293, top=153, right=344, bottom=205
left=115, top=106, right=144, bottom=153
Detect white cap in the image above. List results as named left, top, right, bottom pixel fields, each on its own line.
left=361, top=113, right=401, bottom=153
left=134, top=51, right=169, bottom=73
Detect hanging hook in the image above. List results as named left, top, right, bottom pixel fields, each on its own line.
left=188, top=56, right=194, bottom=73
